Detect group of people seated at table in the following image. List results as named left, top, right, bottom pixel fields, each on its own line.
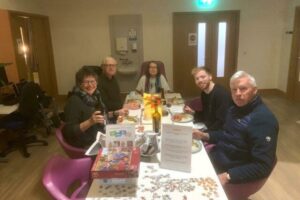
left=63, top=57, right=171, bottom=147
left=62, top=56, right=278, bottom=187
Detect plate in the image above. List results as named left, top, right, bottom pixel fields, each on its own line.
left=125, top=99, right=142, bottom=110
left=167, top=97, right=184, bottom=105
left=192, top=139, right=202, bottom=153
left=193, top=122, right=207, bottom=130
left=171, top=113, right=193, bottom=123
left=120, top=116, right=138, bottom=124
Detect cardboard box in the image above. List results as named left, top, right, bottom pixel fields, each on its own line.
left=91, top=147, right=140, bottom=179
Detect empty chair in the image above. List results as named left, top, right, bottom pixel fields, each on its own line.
left=0, top=81, right=48, bottom=158
left=42, top=155, right=93, bottom=200
left=55, top=124, right=86, bottom=159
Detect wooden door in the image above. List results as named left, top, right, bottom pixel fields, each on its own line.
left=287, top=7, right=300, bottom=101
left=173, top=11, right=239, bottom=98
left=9, top=11, right=58, bottom=96
left=30, top=16, right=57, bottom=96
left=9, top=15, right=31, bottom=81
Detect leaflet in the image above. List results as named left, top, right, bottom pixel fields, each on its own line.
left=160, top=124, right=192, bottom=172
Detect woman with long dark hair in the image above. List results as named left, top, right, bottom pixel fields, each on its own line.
left=136, top=61, right=170, bottom=94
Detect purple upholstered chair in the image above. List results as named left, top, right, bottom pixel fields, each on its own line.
left=185, top=96, right=203, bottom=112
left=42, top=155, right=93, bottom=200
left=205, top=144, right=277, bottom=200
left=224, top=178, right=270, bottom=200
left=55, top=124, right=86, bottom=159
left=224, top=158, right=277, bottom=200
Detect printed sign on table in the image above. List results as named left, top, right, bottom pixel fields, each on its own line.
left=160, top=124, right=192, bottom=172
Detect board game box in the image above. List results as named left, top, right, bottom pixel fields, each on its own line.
left=91, top=147, right=140, bottom=179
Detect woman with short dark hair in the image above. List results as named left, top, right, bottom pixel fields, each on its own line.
left=62, top=66, right=106, bottom=148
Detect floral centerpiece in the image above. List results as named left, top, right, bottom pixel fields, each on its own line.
left=143, top=93, right=162, bottom=120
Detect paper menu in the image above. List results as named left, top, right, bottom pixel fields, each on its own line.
left=160, top=124, right=192, bottom=172
left=105, top=124, right=136, bottom=148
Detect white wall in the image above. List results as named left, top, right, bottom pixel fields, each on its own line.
left=0, top=0, right=297, bottom=94
left=0, top=0, right=45, bottom=14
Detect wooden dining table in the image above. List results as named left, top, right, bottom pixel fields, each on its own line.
left=85, top=93, right=228, bottom=200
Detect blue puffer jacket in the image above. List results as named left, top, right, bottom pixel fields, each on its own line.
left=208, top=96, right=278, bottom=183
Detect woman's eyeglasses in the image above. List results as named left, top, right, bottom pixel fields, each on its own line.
left=82, top=80, right=97, bottom=85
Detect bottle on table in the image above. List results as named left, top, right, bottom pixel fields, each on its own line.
left=160, top=87, right=166, bottom=105
left=152, top=104, right=161, bottom=134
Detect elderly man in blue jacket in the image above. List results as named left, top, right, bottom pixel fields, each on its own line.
left=193, top=71, right=278, bottom=185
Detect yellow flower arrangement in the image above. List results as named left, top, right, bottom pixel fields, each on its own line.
left=143, top=93, right=162, bottom=120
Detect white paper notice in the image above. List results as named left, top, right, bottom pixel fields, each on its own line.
left=160, top=124, right=192, bottom=172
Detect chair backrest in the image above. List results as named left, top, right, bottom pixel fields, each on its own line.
left=18, top=81, right=45, bottom=119
left=139, top=61, right=167, bottom=79
left=42, top=155, right=92, bottom=200
left=185, top=96, right=203, bottom=112
left=55, top=124, right=86, bottom=159
left=83, top=65, right=102, bottom=77
left=224, top=158, right=277, bottom=200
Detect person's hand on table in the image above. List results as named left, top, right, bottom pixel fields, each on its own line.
left=118, top=108, right=129, bottom=116
left=183, top=105, right=195, bottom=114
left=218, top=172, right=230, bottom=186
left=192, top=128, right=209, bottom=141
left=116, top=115, right=124, bottom=124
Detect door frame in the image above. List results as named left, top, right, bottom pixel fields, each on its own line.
left=173, top=11, right=239, bottom=98
left=9, top=10, right=58, bottom=96
left=287, top=6, right=300, bottom=101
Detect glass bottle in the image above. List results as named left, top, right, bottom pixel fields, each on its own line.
left=161, top=88, right=166, bottom=105
left=152, top=104, right=161, bottom=134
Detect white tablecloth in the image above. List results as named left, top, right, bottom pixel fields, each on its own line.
left=86, top=145, right=227, bottom=200
left=86, top=96, right=227, bottom=200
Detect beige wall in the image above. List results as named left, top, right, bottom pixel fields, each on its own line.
left=0, top=0, right=45, bottom=14
left=0, top=0, right=297, bottom=94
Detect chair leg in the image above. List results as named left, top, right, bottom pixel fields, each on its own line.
left=25, top=135, right=48, bottom=146
left=18, top=130, right=31, bottom=158
left=19, top=143, right=30, bottom=158
left=0, top=131, right=48, bottom=158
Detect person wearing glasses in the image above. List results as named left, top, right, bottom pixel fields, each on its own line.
left=62, top=66, right=106, bottom=148
left=136, top=61, right=170, bottom=94
left=98, top=56, right=128, bottom=123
